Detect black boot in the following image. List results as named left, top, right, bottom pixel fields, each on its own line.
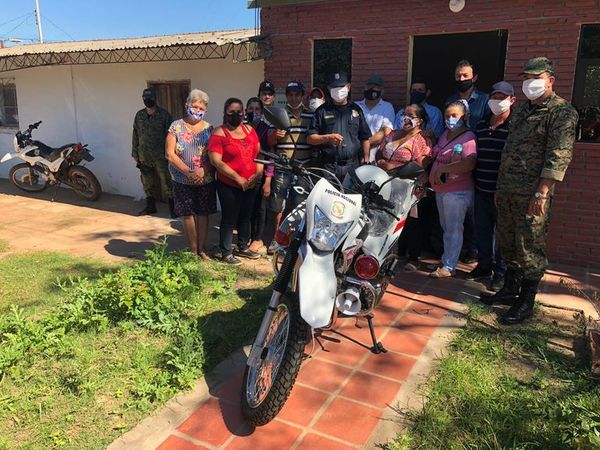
left=137, top=197, right=157, bottom=216
left=168, top=198, right=177, bottom=219
left=499, top=278, right=539, bottom=325
left=479, top=268, right=522, bottom=306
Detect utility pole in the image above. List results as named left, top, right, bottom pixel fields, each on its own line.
left=34, top=0, right=44, bottom=43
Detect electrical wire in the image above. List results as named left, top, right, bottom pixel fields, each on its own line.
left=0, top=12, right=33, bottom=30
left=41, top=14, right=75, bottom=41
left=0, top=14, right=34, bottom=39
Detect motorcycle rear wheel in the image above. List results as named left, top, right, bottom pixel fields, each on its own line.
left=241, top=292, right=310, bottom=427
left=68, top=166, right=102, bottom=201
left=9, top=163, right=48, bottom=192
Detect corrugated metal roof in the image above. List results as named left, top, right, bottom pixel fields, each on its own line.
left=0, top=28, right=257, bottom=57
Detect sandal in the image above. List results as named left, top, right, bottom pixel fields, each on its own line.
left=429, top=267, right=454, bottom=278
left=197, top=251, right=211, bottom=261
left=222, top=254, right=242, bottom=265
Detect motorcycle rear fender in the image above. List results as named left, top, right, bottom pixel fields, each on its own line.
left=298, top=241, right=337, bottom=329
left=0, top=153, right=15, bottom=163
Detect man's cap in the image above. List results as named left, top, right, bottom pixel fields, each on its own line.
left=258, top=80, right=275, bottom=94
left=142, top=88, right=155, bottom=98
left=490, top=81, right=514, bottom=97
left=285, top=81, right=305, bottom=94
left=327, top=71, right=350, bottom=88
left=521, top=57, right=555, bottom=76
left=366, top=76, right=384, bottom=86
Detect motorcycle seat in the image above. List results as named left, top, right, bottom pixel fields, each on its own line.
left=31, top=140, right=76, bottom=163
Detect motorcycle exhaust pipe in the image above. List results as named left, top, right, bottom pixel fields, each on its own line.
left=335, top=286, right=361, bottom=316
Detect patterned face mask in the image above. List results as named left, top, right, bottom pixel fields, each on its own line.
left=187, top=107, right=205, bottom=121
left=445, top=116, right=464, bottom=130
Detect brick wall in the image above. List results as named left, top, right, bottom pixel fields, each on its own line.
left=260, top=0, right=600, bottom=269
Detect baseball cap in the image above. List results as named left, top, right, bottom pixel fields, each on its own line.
left=258, top=80, right=275, bottom=94
left=285, top=81, right=305, bottom=94
left=327, top=71, right=350, bottom=88
left=142, top=88, right=155, bottom=98
left=490, top=81, right=515, bottom=97
left=366, top=76, right=384, bottom=86
left=521, top=57, right=555, bottom=76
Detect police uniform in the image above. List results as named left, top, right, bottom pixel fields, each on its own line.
left=490, top=57, right=578, bottom=324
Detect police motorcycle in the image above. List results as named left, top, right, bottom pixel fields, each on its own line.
left=1, top=121, right=102, bottom=201
left=241, top=107, right=424, bottom=426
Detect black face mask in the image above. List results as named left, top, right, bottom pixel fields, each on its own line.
left=456, top=79, right=473, bottom=93
left=410, top=91, right=427, bottom=104
left=143, top=98, right=156, bottom=108
left=224, top=112, right=243, bottom=127
left=364, top=88, right=382, bottom=100
left=245, top=112, right=254, bottom=124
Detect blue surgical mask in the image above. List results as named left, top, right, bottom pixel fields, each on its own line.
left=187, top=107, right=205, bottom=121
left=445, top=117, right=463, bottom=130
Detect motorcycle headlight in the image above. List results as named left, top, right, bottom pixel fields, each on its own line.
left=309, top=206, right=352, bottom=252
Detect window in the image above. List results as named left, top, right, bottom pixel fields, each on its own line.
left=312, top=39, right=352, bottom=92
left=574, top=25, right=600, bottom=142
left=0, top=78, right=18, bottom=128
left=147, top=80, right=191, bottom=120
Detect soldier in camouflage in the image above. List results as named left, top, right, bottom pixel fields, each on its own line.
left=132, top=88, right=175, bottom=217
left=482, top=57, right=578, bottom=325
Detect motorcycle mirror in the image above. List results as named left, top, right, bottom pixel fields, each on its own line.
left=394, top=161, right=425, bottom=180
left=263, top=106, right=291, bottom=131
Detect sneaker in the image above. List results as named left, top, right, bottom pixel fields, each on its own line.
left=222, top=254, right=242, bottom=265
left=459, top=250, right=478, bottom=264
left=429, top=267, right=454, bottom=278
left=466, top=266, right=493, bottom=281
left=490, top=272, right=505, bottom=292
left=267, top=240, right=278, bottom=255
left=236, top=247, right=260, bottom=259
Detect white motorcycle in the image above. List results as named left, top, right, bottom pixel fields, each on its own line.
left=1, top=121, right=102, bottom=201
left=241, top=107, right=424, bottom=426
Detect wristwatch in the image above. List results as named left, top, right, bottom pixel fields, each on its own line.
left=534, top=192, right=548, bottom=200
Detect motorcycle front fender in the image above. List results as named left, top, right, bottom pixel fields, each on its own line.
left=0, top=153, right=16, bottom=163
left=298, top=242, right=337, bottom=329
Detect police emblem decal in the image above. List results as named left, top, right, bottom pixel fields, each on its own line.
left=331, top=201, right=346, bottom=219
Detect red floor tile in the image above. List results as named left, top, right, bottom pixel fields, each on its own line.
left=296, top=359, right=353, bottom=393
left=393, top=311, right=443, bottom=337
left=278, top=384, right=330, bottom=426
left=156, top=434, right=210, bottom=450
left=379, top=291, right=413, bottom=312
left=313, top=397, right=382, bottom=445
left=296, top=433, right=358, bottom=450
left=382, top=327, right=430, bottom=356
left=339, top=371, right=402, bottom=409
left=213, top=370, right=244, bottom=404
left=177, top=398, right=242, bottom=446
left=226, top=418, right=303, bottom=450
left=314, top=336, right=371, bottom=367
left=360, top=351, right=418, bottom=382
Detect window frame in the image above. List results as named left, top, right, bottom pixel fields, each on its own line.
left=146, top=79, right=191, bottom=120
left=0, top=77, right=19, bottom=133
left=311, top=38, right=352, bottom=92
left=573, top=23, right=600, bottom=143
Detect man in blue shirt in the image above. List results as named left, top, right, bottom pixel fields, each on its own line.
left=446, top=60, right=490, bottom=130
left=394, top=76, right=444, bottom=139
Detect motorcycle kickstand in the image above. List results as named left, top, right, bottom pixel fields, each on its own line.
left=366, top=313, right=387, bottom=354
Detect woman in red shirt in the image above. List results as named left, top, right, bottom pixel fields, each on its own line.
left=208, top=98, right=264, bottom=265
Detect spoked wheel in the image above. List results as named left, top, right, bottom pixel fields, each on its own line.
left=67, top=166, right=102, bottom=201
left=242, top=292, right=309, bottom=426
left=9, top=163, right=48, bottom=192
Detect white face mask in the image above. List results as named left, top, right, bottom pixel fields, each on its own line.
left=330, top=86, right=349, bottom=102
left=522, top=78, right=546, bottom=100
left=309, top=98, right=325, bottom=111
left=488, top=98, right=512, bottom=116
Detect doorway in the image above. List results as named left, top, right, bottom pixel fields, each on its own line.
left=411, top=30, right=508, bottom=109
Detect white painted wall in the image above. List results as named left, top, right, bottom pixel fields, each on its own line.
left=0, top=56, right=264, bottom=198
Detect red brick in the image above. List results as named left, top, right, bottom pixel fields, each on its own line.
left=313, top=398, right=382, bottom=445
left=393, top=312, right=443, bottom=337
left=226, top=419, right=303, bottom=450
left=339, top=371, right=402, bottom=409
left=382, top=327, right=430, bottom=356
left=360, top=351, right=418, bottom=382
left=296, top=433, right=358, bottom=450
left=156, top=435, right=209, bottom=450
left=296, top=359, right=353, bottom=393
left=278, top=384, right=330, bottom=426
left=177, top=398, right=242, bottom=446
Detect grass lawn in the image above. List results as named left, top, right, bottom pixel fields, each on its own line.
left=0, top=245, right=271, bottom=449
left=389, top=304, right=600, bottom=450
left=0, top=239, right=9, bottom=253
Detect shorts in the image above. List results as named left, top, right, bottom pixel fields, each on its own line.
left=172, top=181, right=217, bottom=217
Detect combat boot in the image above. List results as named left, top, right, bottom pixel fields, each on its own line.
left=138, top=197, right=157, bottom=216
left=168, top=198, right=177, bottom=219
left=479, top=268, right=522, bottom=306
left=499, top=278, right=540, bottom=325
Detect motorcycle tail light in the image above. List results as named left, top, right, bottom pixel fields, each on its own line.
left=354, top=255, right=380, bottom=280
left=274, top=229, right=290, bottom=247
left=74, top=143, right=83, bottom=152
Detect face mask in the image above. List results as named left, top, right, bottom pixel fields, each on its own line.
left=445, top=117, right=464, bottom=130
left=456, top=79, right=473, bottom=93
left=245, top=112, right=262, bottom=124
left=522, top=79, right=546, bottom=100
left=224, top=112, right=243, bottom=127
left=488, top=98, right=512, bottom=116
left=330, top=86, right=349, bottom=102
left=309, top=98, right=325, bottom=111
left=286, top=102, right=304, bottom=110
left=410, top=91, right=427, bottom=104
left=399, top=115, right=418, bottom=129
left=364, top=88, right=382, bottom=100
left=187, top=107, right=205, bottom=121
left=143, top=98, right=156, bottom=108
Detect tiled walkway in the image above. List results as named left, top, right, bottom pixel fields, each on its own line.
left=155, top=272, right=468, bottom=450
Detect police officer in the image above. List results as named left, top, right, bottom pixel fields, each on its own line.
left=132, top=88, right=175, bottom=217
left=484, top=57, right=578, bottom=325
left=307, top=72, right=371, bottom=179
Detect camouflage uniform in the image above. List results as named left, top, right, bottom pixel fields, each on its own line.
left=496, top=93, right=578, bottom=280
left=132, top=106, right=173, bottom=199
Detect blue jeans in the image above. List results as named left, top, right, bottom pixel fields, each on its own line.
left=436, top=191, right=474, bottom=271
left=474, top=190, right=507, bottom=275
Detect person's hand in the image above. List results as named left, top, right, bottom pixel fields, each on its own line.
left=276, top=129, right=286, bottom=139
left=236, top=175, right=248, bottom=190
left=328, top=134, right=344, bottom=145
left=528, top=196, right=547, bottom=217
left=245, top=174, right=259, bottom=190
left=262, top=180, right=271, bottom=198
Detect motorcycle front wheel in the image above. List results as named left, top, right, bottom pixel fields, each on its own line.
left=67, top=166, right=102, bottom=201
left=241, top=292, right=310, bottom=427
left=9, top=163, right=48, bottom=192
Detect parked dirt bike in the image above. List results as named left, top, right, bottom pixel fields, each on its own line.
left=0, top=121, right=102, bottom=201
left=241, top=107, right=424, bottom=426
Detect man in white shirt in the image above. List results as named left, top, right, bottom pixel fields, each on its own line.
left=356, top=76, right=395, bottom=160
